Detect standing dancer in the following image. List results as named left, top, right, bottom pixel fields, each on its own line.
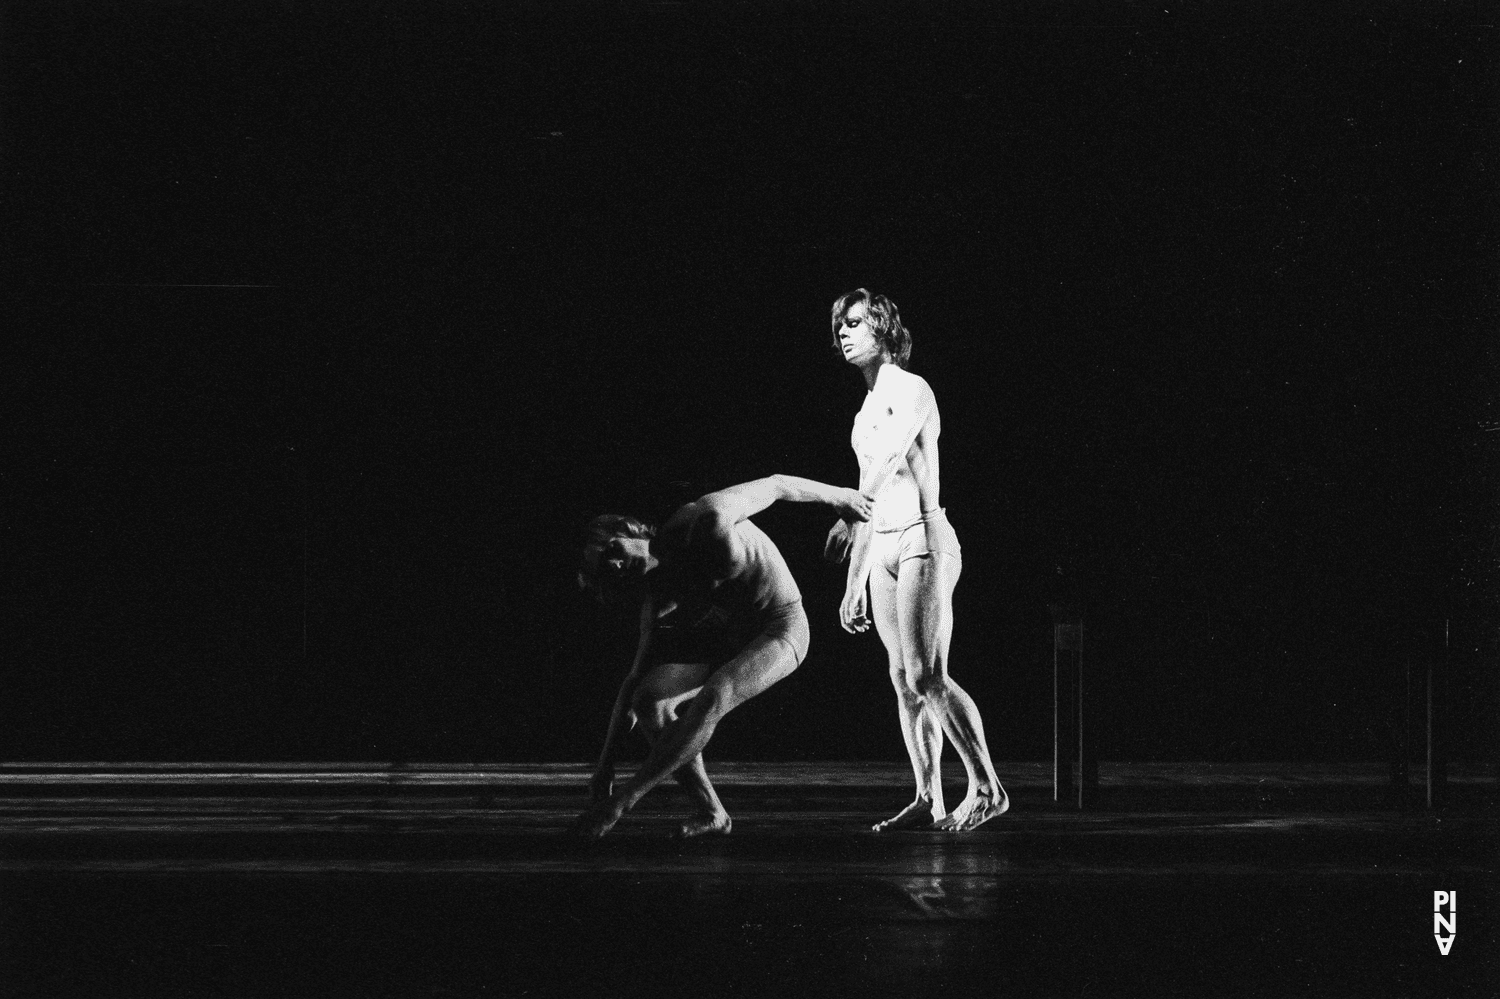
left=573, top=475, right=872, bottom=839
left=825, top=289, right=1009, bottom=831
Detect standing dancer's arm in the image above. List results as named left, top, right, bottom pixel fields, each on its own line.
left=840, top=522, right=877, bottom=633
left=591, top=600, right=656, bottom=802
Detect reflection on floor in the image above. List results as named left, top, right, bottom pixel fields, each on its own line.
left=1, top=762, right=1495, bottom=997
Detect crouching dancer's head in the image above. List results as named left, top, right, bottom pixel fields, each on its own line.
left=577, top=514, right=658, bottom=606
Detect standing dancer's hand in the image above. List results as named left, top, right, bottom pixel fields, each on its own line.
left=840, top=587, right=870, bottom=633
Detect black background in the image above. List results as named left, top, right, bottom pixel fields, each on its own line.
left=3, top=0, right=1495, bottom=764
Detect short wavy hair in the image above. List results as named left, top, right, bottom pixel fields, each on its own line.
left=577, top=513, right=657, bottom=600
left=830, top=289, right=912, bottom=369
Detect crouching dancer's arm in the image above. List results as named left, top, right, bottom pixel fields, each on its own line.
left=657, top=475, right=873, bottom=576
left=696, top=474, right=874, bottom=528
left=590, top=600, right=656, bottom=802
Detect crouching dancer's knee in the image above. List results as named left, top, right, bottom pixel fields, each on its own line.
left=689, top=683, right=732, bottom=725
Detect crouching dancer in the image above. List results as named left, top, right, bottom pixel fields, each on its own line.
left=572, top=475, right=872, bottom=840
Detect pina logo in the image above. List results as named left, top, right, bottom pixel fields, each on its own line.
left=1433, top=891, right=1457, bottom=955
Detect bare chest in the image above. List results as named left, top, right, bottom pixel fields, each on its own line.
left=851, top=395, right=900, bottom=461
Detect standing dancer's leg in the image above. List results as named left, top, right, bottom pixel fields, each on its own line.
left=896, top=551, right=1008, bottom=831
left=870, top=549, right=946, bottom=831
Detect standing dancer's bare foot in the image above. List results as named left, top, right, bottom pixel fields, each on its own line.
left=678, top=810, right=733, bottom=838
left=932, top=789, right=1009, bottom=832
left=872, top=796, right=944, bottom=832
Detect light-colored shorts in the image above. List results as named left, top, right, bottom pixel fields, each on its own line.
left=870, top=508, right=962, bottom=580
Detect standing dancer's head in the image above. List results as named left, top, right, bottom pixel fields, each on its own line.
left=578, top=514, right=657, bottom=605
left=831, top=289, right=912, bottom=370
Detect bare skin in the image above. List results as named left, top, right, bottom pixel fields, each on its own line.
left=831, top=299, right=1009, bottom=832
left=573, top=474, right=872, bottom=840
left=627, top=664, right=732, bottom=838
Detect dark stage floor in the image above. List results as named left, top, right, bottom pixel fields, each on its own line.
left=2, top=762, right=1495, bottom=997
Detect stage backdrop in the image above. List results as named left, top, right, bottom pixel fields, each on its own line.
left=5, top=1, right=1494, bottom=763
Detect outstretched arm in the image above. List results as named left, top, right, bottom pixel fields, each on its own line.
left=591, top=600, right=655, bottom=801
left=697, top=474, right=873, bottom=527
left=654, top=476, right=871, bottom=581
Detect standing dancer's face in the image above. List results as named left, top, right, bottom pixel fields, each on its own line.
left=837, top=302, right=883, bottom=366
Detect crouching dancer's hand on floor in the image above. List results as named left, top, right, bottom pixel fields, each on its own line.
left=569, top=797, right=625, bottom=841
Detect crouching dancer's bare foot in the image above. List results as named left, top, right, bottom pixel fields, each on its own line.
left=932, top=789, right=1009, bottom=832
left=678, top=810, right=732, bottom=839
left=872, top=796, right=943, bottom=833
left=569, top=799, right=625, bottom=841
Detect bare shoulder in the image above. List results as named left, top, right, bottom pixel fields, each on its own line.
left=658, top=499, right=741, bottom=576
left=881, top=365, right=930, bottom=395
left=882, top=368, right=937, bottom=413
left=655, top=501, right=705, bottom=559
